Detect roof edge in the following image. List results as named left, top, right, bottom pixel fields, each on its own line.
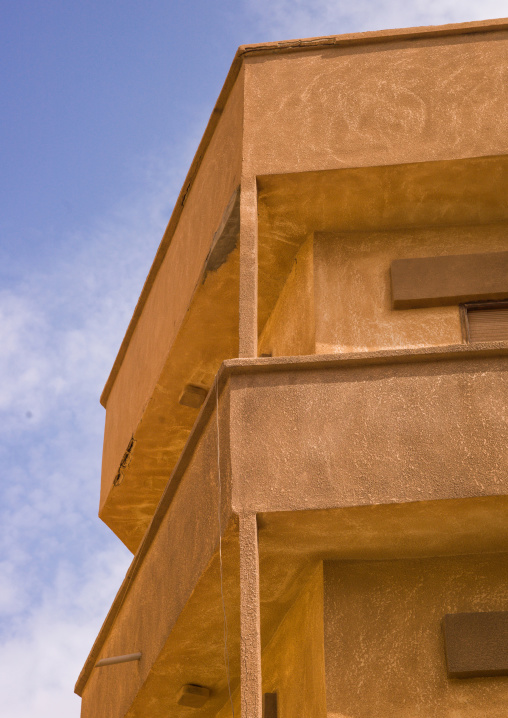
left=99, top=50, right=245, bottom=407
left=100, top=16, right=508, bottom=408
left=237, top=16, right=508, bottom=57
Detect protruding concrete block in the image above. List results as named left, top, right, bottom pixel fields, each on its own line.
left=443, top=612, right=508, bottom=678
left=176, top=684, right=210, bottom=707
left=391, top=251, right=508, bottom=309
left=179, top=384, right=208, bottom=409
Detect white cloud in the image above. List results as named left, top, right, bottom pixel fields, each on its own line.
left=245, top=0, right=507, bottom=41
left=6, top=2, right=506, bottom=713
left=0, top=544, right=129, bottom=718
left=0, top=126, right=203, bottom=716
left=0, top=125, right=205, bottom=436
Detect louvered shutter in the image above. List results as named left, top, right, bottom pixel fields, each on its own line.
left=467, top=304, right=508, bottom=342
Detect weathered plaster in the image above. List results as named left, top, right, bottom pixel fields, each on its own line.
left=78, top=19, right=508, bottom=718
left=314, top=225, right=508, bottom=354
left=324, top=555, right=508, bottom=717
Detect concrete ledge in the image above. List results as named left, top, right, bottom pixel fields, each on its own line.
left=443, top=612, right=508, bottom=678
left=76, top=342, right=508, bottom=703
left=391, top=251, right=508, bottom=309
left=100, top=17, right=508, bottom=408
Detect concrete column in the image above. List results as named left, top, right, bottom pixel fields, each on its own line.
left=239, top=176, right=258, bottom=358
left=239, top=512, right=262, bottom=718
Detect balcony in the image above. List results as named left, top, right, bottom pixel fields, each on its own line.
left=77, top=343, right=508, bottom=718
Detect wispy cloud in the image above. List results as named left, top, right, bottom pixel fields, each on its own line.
left=0, top=545, right=129, bottom=717
left=0, top=127, right=202, bottom=716
left=4, top=3, right=506, bottom=715
left=244, top=0, right=507, bottom=41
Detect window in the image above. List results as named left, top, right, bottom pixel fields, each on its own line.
left=462, top=301, right=508, bottom=343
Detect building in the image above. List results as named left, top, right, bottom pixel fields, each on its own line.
left=75, top=17, right=508, bottom=718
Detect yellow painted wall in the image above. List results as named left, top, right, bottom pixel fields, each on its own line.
left=324, top=555, right=508, bottom=718
left=258, top=237, right=315, bottom=357
left=217, top=563, right=327, bottom=718
left=259, top=223, right=508, bottom=358
left=314, top=225, right=508, bottom=353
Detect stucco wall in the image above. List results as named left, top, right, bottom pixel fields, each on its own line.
left=324, top=555, right=508, bottom=717
left=244, top=32, right=508, bottom=177
left=230, top=352, right=508, bottom=514
left=81, top=391, right=234, bottom=718
left=261, top=563, right=327, bottom=718
left=314, top=224, right=508, bottom=353
left=258, top=236, right=315, bottom=356
left=258, top=223, right=508, bottom=357
left=217, top=563, right=327, bottom=718
left=101, top=69, right=244, bottom=509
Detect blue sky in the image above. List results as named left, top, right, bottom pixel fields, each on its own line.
left=1, top=1, right=506, bottom=715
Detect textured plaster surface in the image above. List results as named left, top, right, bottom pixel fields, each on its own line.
left=218, top=564, right=327, bottom=718
left=258, top=221, right=508, bottom=359
left=80, top=21, right=508, bottom=718
left=257, top=157, right=508, bottom=336
left=100, top=30, right=508, bottom=546
left=79, top=347, right=508, bottom=707
left=324, top=555, right=508, bottom=717
left=100, top=19, right=508, bottom=412
left=258, top=236, right=315, bottom=357
left=230, top=354, right=508, bottom=513
left=243, top=33, right=508, bottom=178
left=100, top=237, right=239, bottom=550
left=258, top=496, right=508, bottom=563
left=80, top=395, right=234, bottom=718
left=239, top=513, right=262, bottom=718
left=314, top=225, right=508, bottom=354
left=259, top=563, right=326, bottom=718
left=100, top=69, right=244, bottom=544
left=239, top=175, right=259, bottom=358
left=122, top=526, right=241, bottom=718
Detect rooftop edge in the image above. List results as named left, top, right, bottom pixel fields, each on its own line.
left=100, top=16, right=508, bottom=408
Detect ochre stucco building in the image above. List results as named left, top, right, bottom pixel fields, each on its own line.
left=76, top=17, right=508, bottom=718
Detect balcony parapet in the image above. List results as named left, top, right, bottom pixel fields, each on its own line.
left=76, top=342, right=508, bottom=717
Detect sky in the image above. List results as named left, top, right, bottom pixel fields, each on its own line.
left=1, top=1, right=507, bottom=715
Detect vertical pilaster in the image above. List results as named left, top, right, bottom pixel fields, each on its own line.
left=239, top=176, right=258, bottom=358
left=239, top=512, right=262, bottom=718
